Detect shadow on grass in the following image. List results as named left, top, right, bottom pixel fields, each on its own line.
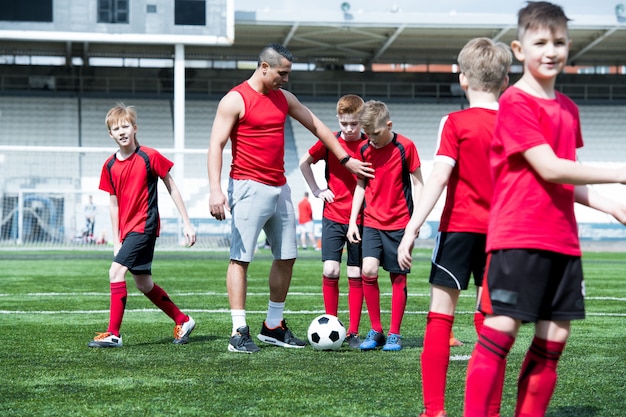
left=547, top=405, right=599, bottom=416
left=402, top=335, right=424, bottom=348
left=135, top=334, right=220, bottom=346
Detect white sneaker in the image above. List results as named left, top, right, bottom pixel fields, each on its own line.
left=87, top=332, right=123, bottom=348
left=173, top=316, right=196, bottom=344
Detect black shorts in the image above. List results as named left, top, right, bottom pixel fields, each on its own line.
left=114, top=232, right=157, bottom=275
left=481, top=249, right=585, bottom=323
left=429, top=232, right=486, bottom=290
left=361, top=226, right=407, bottom=274
left=321, top=217, right=362, bottom=267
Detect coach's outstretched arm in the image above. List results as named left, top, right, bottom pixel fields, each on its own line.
left=283, top=89, right=374, bottom=180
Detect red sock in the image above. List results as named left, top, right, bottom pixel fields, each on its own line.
left=515, top=337, right=565, bottom=417
left=421, top=312, right=454, bottom=416
left=107, top=281, right=127, bottom=336
left=488, top=359, right=506, bottom=417
left=388, top=273, right=407, bottom=335
left=464, top=326, right=515, bottom=417
left=347, top=276, right=363, bottom=334
left=362, top=274, right=382, bottom=333
left=474, top=311, right=485, bottom=335
left=322, top=275, right=339, bottom=316
left=144, top=283, right=187, bottom=325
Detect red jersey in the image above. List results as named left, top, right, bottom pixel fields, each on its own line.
left=436, top=104, right=498, bottom=234
left=298, top=197, right=313, bottom=224
left=99, top=146, right=173, bottom=241
left=229, top=81, right=289, bottom=186
left=358, top=133, right=421, bottom=230
left=307, top=132, right=367, bottom=224
left=488, top=87, right=583, bottom=256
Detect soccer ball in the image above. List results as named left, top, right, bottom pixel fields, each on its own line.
left=307, top=314, right=346, bottom=351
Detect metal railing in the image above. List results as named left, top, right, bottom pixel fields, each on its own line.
left=2, top=72, right=626, bottom=102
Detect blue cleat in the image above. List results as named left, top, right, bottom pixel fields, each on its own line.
left=359, top=329, right=386, bottom=350
left=382, top=333, right=402, bottom=351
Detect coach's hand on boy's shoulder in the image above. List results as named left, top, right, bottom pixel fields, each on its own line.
left=345, top=158, right=374, bottom=179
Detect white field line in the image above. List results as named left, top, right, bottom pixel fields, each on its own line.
left=0, top=291, right=624, bottom=316
left=2, top=291, right=625, bottom=301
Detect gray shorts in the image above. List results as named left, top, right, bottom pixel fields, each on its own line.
left=228, top=178, right=297, bottom=262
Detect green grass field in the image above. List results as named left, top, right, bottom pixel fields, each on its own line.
left=0, top=248, right=624, bottom=416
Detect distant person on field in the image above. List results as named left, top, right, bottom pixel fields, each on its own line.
left=88, top=103, right=196, bottom=348
left=299, top=94, right=368, bottom=348
left=207, top=43, right=374, bottom=354
left=347, top=100, right=423, bottom=352
left=297, top=191, right=317, bottom=249
left=396, top=37, right=512, bottom=417
left=84, top=194, right=96, bottom=238
left=463, top=2, right=626, bottom=416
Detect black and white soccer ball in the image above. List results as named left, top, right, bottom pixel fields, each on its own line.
left=307, top=314, right=346, bottom=351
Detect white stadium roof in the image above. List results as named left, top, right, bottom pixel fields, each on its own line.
left=0, top=0, right=625, bottom=68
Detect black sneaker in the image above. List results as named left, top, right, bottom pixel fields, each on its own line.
left=257, top=319, right=306, bottom=348
left=228, top=326, right=260, bottom=353
left=345, top=332, right=362, bottom=349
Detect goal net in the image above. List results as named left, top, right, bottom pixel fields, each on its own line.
left=0, top=145, right=232, bottom=249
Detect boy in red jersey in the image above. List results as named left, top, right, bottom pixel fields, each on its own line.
left=208, top=44, right=374, bottom=353
left=299, top=94, right=368, bottom=348
left=397, top=37, right=512, bottom=417
left=347, top=100, right=424, bottom=351
left=88, top=103, right=197, bottom=348
left=463, top=2, right=626, bottom=416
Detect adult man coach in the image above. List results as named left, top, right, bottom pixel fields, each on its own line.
left=208, top=43, right=374, bottom=353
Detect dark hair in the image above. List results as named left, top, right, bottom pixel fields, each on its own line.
left=258, top=43, right=293, bottom=67
left=517, top=1, right=571, bottom=40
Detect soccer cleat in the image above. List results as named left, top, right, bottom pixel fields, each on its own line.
left=173, top=315, right=196, bottom=345
left=359, top=329, right=386, bottom=350
left=382, top=333, right=402, bottom=351
left=345, top=333, right=362, bottom=349
left=87, top=332, right=123, bottom=348
left=228, top=326, right=260, bottom=353
left=257, top=319, right=306, bottom=348
left=419, top=411, right=448, bottom=417
left=450, top=336, right=464, bottom=347
left=449, top=330, right=464, bottom=347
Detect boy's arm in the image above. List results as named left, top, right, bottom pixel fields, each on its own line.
left=575, top=185, right=626, bottom=225
left=109, top=194, right=121, bottom=255
left=347, top=179, right=366, bottom=243
left=524, top=144, right=626, bottom=185
left=399, top=162, right=451, bottom=260
left=299, top=152, right=333, bottom=201
left=284, top=90, right=374, bottom=179
left=162, top=172, right=197, bottom=247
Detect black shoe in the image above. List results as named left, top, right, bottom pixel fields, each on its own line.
left=257, top=319, right=306, bottom=348
left=228, top=326, right=260, bottom=353
left=345, top=332, right=362, bottom=349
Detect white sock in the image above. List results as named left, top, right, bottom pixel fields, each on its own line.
left=265, top=301, right=284, bottom=328
left=231, top=309, right=246, bottom=334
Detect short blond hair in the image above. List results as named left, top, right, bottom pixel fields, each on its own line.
left=359, top=100, right=390, bottom=131
left=457, top=37, right=512, bottom=92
